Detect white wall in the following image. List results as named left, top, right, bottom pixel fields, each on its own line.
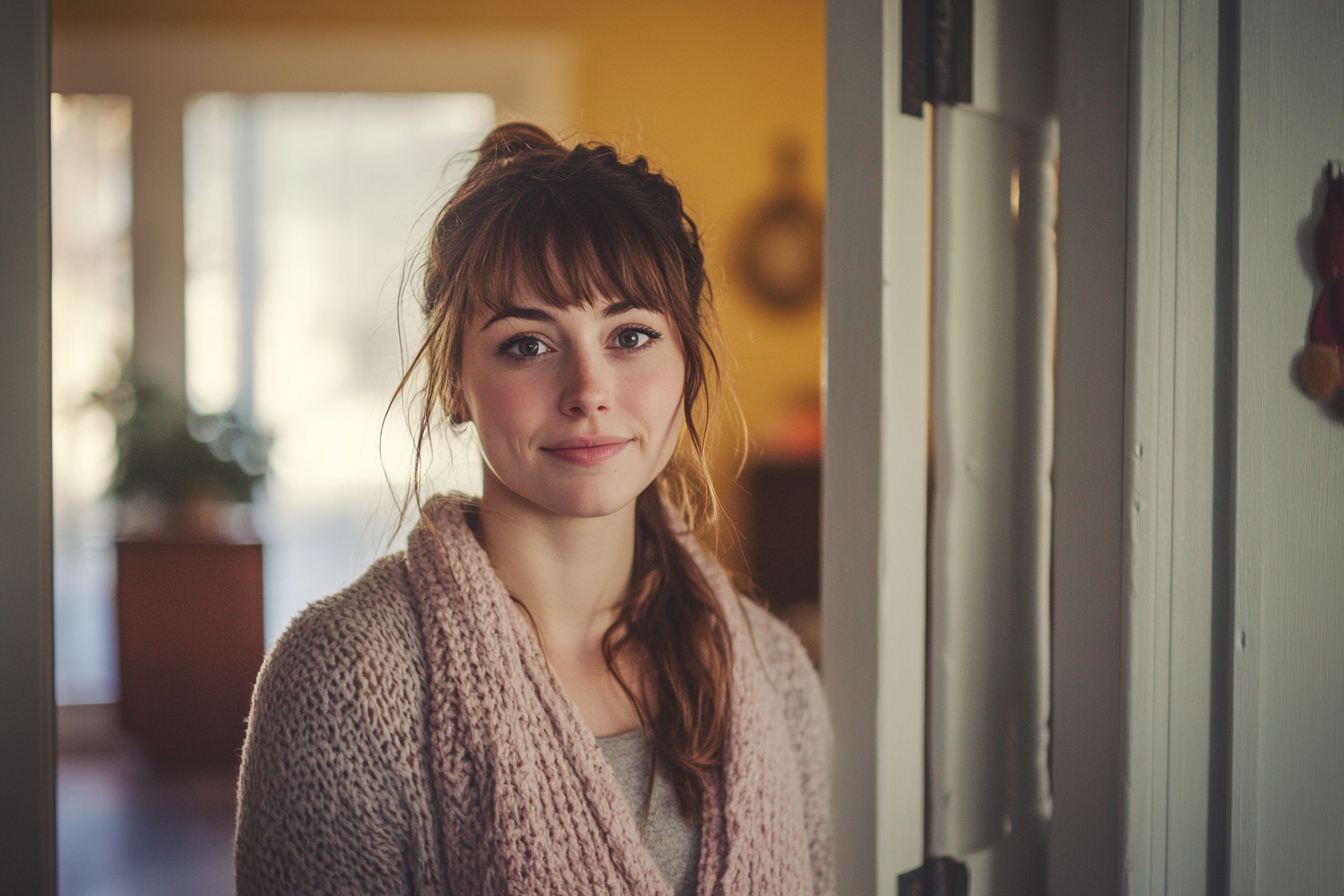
left=1229, top=1, right=1344, bottom=892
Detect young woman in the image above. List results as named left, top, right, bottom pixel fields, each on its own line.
left=234, top=123, right=834, bottom=896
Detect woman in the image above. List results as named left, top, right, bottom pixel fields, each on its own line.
left=234, top=123, right=833, bottom=895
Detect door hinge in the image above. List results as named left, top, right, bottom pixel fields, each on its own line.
left=900, top=0, right=974, bottom=117
left=897, top=855, right=970, bottom=896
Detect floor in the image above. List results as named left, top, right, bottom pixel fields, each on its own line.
left=58, top=705, right=237, bottom=896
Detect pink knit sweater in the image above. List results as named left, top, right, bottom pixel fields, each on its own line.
left=235, top=496, right=834, bottom=895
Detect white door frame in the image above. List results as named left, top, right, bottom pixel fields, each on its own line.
left=1053, top=0, right=1227, bottom=893
left=826, top=2, right=1222, bottom=895
left=823, top=1, right=929, bottom=893
left=0, top=0, right=56, bottom=890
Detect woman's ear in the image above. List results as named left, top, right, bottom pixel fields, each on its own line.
left=449, top=390, right=472, bottom=425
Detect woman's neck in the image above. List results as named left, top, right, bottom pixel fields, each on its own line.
left=474, top=475, right=637, bottom=657
left=474, top=474, right=646, bottom=737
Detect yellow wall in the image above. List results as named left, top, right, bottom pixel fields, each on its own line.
left=54, top=0, right=827, bottom=553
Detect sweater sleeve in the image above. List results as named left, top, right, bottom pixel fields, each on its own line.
left=234, top=557, right=445, bottom=896
left=742, top=601, right=836, bottom=896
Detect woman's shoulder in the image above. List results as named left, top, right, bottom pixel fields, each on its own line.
left=237, top=554, right=445, bottom=893
left=736, top=599, right=831, bottom=744
left=241, top=553, right=432, bottom=815
left=283, top=552, right=417, bottom=638
left=738, top=599, right=820, bottom=689
left=736, top=599, right=835, bottom=893
left=252, top=553, right=426, bottom=719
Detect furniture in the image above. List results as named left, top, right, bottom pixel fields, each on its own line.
left=748, top=460, right=822, bottom=666
left=116, top=539, right=263, bottom=766
left=748, top=460, right=821, bottom=611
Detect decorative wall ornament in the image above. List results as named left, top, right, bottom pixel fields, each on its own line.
left=1298, top=162, right=1344, bottom=405
left=734, top=138, right=824, bottom=315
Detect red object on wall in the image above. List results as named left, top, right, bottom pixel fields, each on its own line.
left=115, top=539, right=264, bottom=766
left=1300, top=163, right=1344, bottom=402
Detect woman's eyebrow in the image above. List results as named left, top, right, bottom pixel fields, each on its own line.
left=480, top=299, right=643, bottom=331
left=602, top=300, right=638, bottom=317
left=480, top=305, right=555, bottom=331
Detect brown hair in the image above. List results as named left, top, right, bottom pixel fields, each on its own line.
left=396, top=122, right=735, bottom=820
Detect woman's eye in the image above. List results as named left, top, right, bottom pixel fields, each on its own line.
left=503, top=335, right=549, bottom=357
left=614, top=328, right=658, bottom=350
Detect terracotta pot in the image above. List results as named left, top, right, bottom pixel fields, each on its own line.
left=115, top=537, right=264, bottom=766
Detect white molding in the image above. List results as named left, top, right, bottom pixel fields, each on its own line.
left=824, top=0, right=929, bottom=892
left=1123, top=0, right=1221, bottom=893
left=1124, top=0, right=1179, bottom=890
left=52, top=26, right=577, bottom=131
left=878, top=0, right=932, bottom=882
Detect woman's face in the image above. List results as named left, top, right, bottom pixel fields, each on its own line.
left=458, top=284, right=686, bottom=520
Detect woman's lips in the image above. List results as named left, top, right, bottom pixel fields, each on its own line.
left=540, top=437, right=632, bottom=467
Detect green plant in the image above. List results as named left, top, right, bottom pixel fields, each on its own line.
left=98, top=381, right=267, bottom=504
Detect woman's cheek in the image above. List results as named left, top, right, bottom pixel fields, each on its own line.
left=638, top=363, right=686, bottom=436
left=475, top=376, right=546, bottom=445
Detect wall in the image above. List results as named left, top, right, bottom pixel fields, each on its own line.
left=51, top=0, right=828, bottom=545
left=1230, top=1, right=1344, bottom=891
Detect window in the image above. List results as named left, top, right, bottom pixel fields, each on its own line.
left=51, top=93, right=132, bottom=705
left=183, top=92, right=493, bottom=640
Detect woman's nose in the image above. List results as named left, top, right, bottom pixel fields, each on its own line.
left=560, top=347, right=612, bottom=417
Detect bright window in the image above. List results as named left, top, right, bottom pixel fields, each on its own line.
left=183, top=92, right=494, bottom=641
left=53, top=92, right=498, bottom=705
left=51, top=93, right=132, bottom=705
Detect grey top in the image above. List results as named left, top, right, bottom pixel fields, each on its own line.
left=597, top=729, right=700, bottom=896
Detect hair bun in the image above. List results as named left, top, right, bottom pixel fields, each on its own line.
left=478, top=122, right=558, bottom=164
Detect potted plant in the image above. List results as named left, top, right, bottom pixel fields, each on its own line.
left=99, top=381, right=270, bottom=766
left=102, top=382, right=266, bottom=535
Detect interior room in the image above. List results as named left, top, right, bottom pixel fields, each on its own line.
left=4, top=0, right=1344, bottom=895
left=44, top=1, right=826, bottom=893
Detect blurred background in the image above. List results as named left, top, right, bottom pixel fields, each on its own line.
left=50, top=2, right=825, bottom=893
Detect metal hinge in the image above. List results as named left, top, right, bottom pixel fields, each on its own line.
left=897, top=855, right=970, bottom=896
left=900, top=0, right=974, bottom=117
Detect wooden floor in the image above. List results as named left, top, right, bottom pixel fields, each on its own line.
left=58, top=705, right=237, bottom=896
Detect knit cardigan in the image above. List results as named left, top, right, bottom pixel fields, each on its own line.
left=235, top=496, right=834, bottom=895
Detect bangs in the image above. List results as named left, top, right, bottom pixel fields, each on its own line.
left=464, top=178, right=692, bottom=320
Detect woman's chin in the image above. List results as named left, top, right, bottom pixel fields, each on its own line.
left=483, top=472, right=642, bottom=522
left=533, top=487, right=641, bottom=521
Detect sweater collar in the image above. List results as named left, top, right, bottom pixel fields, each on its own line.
left=405, top=494, right=812, bottom=895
